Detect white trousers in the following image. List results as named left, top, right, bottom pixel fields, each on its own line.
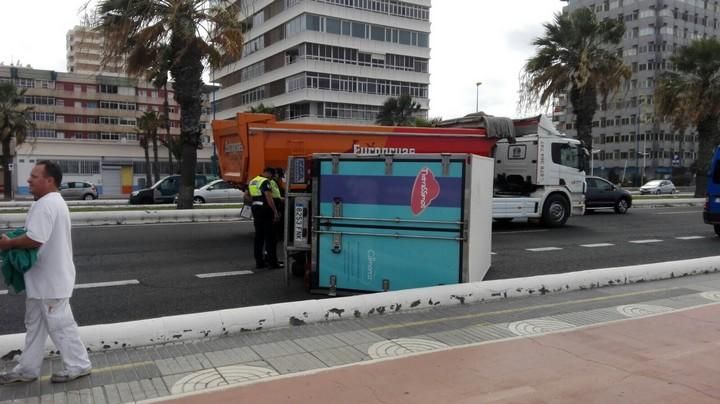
left=13, top=298, right=91, bottom=378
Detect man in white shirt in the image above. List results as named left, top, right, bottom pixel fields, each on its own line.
left=0, top=161, right=92, bottom=384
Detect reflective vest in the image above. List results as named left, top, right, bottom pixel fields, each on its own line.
left=248, top=176, right=268, bottom=198
left=269, top=179, right=281, bottom=199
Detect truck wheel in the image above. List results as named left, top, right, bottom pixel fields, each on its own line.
left=714, top=225, right=720, bottom=237
left=542, top=194, right=569, bottom=227
left=614, top=198, right=630, bottom=214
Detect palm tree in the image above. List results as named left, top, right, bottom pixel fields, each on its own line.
left=520, top=7, right=630, bottom=151
left=248, top=103, right=275, bottom=114
left=137, top=111, right=162, bottom=183
left=413, top=117, right=442, bottom=127
left=94, top=0, right=243, bottom=209
left=161, top=133, right=184, bottom=172
left=655, top=38, right=720, bottom=196
left=376, top=95, right=421, bottom=126
left=138, top=133, right=152, bottom=187
left=0, top=82, right=34, bottom=200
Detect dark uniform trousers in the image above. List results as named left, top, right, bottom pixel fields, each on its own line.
left=252, top=204, right=278, bottom=267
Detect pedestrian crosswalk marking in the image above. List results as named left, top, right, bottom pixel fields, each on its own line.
left=196, top=270, right=254, bottom=279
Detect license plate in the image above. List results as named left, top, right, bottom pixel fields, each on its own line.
left=294, top=203, right=305, bottom=243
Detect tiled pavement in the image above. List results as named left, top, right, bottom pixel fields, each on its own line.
left=2, top=272, right=720, bottom=403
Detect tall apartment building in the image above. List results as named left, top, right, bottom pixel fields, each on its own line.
left=67, top=26, right=126, bottom=77
left=213, top=0, right=431, bottom=124
left=556, top=0, right=719, bottom=184
left=0, top=66, right=214, bottom=196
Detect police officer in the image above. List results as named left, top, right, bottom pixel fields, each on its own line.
left=247, top=168, right=282, bottom=269
left=269, top=168, right=285, bottom=240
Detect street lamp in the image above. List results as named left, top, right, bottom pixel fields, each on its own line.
left=475, top=82, right=482, bottom=113
left=590, top=148, right=601, bottom=176
left=638, top=151, right=649, bottom=185
left=211, top=69, right=218, bottom=177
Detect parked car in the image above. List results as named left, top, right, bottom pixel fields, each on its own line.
left=59, top=181, right=98, bottom=200
left=188, top=179, right=244, bottom=204
left=129, top=174, right=213, bottom=204
left=585, top=176, right=632, bottom=214
left=640, top=179, right=677, bottom=195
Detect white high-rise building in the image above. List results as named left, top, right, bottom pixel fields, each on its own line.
left=213, top=0, right=431, bottom=124
left=556, top=0, right=720, bottom=183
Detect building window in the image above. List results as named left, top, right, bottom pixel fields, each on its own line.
left=53, top=159, right=100, bottom=174
left=98, top=84, right=118, bottom=93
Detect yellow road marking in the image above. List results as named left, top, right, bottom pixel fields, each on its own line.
left=369, top=287, right=677, bottom=331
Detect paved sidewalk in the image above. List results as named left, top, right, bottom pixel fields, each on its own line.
left=2, top=272, right=720, bottom=403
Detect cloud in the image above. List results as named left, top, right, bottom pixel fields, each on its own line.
left=429, top=1, right=564, bottom=120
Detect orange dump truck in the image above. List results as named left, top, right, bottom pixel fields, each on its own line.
left=212, top=113, right=495, bottom=186
left=212, top=113, right=586, bottom=227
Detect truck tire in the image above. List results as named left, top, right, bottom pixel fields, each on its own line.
left=542, top=194, right=569, bottom=227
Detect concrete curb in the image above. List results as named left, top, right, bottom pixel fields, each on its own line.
left=632, top=198, right=703, bottom=207
left=0, top=200, right=130, bottom=207
left=0, top=209, right=245, bottom=229
left=1, top=255, right=718, bottom=359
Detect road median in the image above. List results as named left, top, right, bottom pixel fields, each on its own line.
left=1, top=255, right=718, bottom=360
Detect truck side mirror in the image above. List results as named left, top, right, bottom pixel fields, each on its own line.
left=579, top=148, right=588, bottom=172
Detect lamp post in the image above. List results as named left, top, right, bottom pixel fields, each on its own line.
left=590, top=148, right=601, bottom=176
left=475, top=82, right=482, bottom=113
left=638, top=151, right=649, bottom=186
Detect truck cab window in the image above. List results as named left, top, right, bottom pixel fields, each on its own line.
left=552, top=143, right=581, bottom=170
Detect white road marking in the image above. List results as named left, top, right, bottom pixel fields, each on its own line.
left=525, top=247, right=562, bottom=252
left=195, top=270, right=254, bottom=279
left=495, top=229, right=549, bottom=235
left=75, top=280, right=140, bottom=289
left=675, top=236, right=706, bottom=240
left=580, top=243, right=615, bottom=248
left=490, top=252, right=497, bottom=255
left=0, top=280, right=140, bottom=295
left=629, top=239, right=663, bottom=244
left=653, top=211, right=702, bottom=215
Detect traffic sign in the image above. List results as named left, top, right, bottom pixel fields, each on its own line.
left=671, top=154, right=681, bottom=167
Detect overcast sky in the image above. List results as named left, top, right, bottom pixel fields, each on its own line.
left=0, top=0, right=565, bottom=119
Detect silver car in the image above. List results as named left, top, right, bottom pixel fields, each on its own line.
left=192, top=179, right=244, bottom=203
left=59, top=181, right=98, bottom=200
left=639, top=179, right=677, bottom=195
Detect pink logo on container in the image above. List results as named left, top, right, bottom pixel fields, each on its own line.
left=411, top=167, right=440, bottom=215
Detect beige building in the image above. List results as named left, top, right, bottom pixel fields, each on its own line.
left=67, top=26, right=126, bottom=77
left=0, top=65, right=214, bottom=196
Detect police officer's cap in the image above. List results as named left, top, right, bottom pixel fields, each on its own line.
left=263, top=167, right=276, bottom=176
